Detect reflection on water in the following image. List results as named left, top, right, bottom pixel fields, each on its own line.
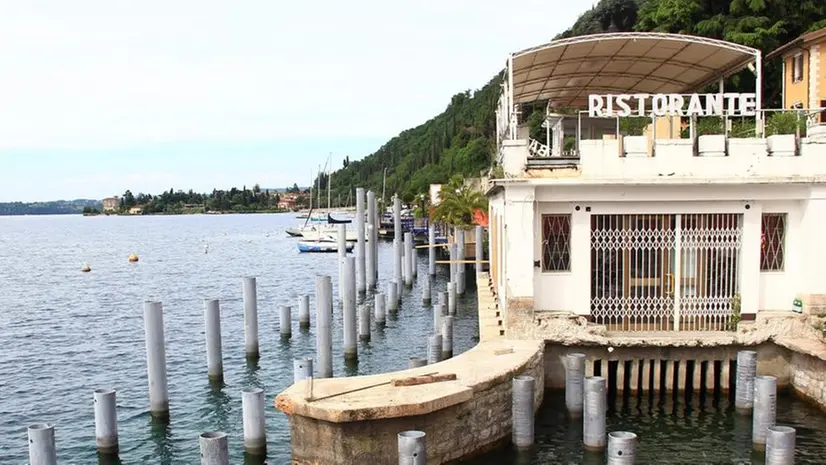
left=243, top=357, right=263, bottom=390
left=97, top=452, right=124, bottom=465
left=148, top=416, right=174, bottom=465
left=467, top=391, right=826, bottom=465
left=204, top=382, right=233, bottom=434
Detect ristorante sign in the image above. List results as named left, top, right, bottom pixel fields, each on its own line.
left=588, top=93, right=758, bottom=118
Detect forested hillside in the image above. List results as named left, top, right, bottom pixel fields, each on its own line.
left=317, top=0, right=826, bottom=204
left=0, top=199, right=101, bottom=215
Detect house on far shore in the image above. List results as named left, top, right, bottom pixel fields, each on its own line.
left=102, top=197, right=119, bottom=212
left=128, top=206, right=143, bottom=215
left=766, top=25, right=826, bottom=131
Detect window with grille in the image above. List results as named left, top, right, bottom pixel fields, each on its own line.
left=542, top=214, right=571, bottom=271
left=793, top=54, right=804, bottom=83
left=761, top=213, right=786, bottom=271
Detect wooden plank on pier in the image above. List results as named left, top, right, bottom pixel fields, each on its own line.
left=391, top=373, right=457, bottom=387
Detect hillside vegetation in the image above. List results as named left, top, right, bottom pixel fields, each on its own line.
left=316, top=0, right=826, bottom=205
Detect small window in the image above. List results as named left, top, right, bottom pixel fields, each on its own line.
left=792, top=54, right=804, bottom=83
left=761, top=213, right=786, bottom=271
left=542, top=214, right=571, bottom=271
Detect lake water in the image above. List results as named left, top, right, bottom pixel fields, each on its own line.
left=0, top=213, right=479, bottom=464
left=3, top=214, right=826, bottom=465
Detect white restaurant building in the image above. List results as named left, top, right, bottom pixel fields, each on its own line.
left=487, top=33, right=826, bottom=331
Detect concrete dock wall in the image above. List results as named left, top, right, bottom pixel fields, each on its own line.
left=275, top=340, right=544, bottom=464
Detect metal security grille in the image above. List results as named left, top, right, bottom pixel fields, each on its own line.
left=590, top=213, right=742, bottom=331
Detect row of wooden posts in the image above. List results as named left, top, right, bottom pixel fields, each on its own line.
left=25, top=189, right=488, bottom=465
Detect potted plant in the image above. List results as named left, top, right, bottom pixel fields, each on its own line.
left=766, top=112, right=803, bottom=157
left=697, top=116, right=726, bottom=156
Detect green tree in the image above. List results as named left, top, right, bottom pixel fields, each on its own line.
left=431, top=175, right=487, bottom=227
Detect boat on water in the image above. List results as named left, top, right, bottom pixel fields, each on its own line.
left=297, top=235, right=355, bottom=253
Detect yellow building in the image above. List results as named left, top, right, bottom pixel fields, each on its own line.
left=767, top=26, right=826, bottom=122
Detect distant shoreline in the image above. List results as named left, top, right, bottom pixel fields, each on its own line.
left=1, top=210, right=295, bottom=217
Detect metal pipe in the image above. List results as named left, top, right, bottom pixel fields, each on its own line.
left=565, top=353, right=586, bottom=417
left=28, top=423, right=57, bottom=465
left=735, top=350, right=757, bottom=413
left=199, top=432, right=229, bottom=465
left=93, top=388, right=119, bottom=455
left=294, top=357, right=313, bottom=383
left=298, top=294, right=310, bottom=329
left=607, top=431, right=638, bottom=464
left=512, top=375, right=535, bottom=449
left=143, top=300, right=170, bottom=417
left=766, top=425, right=795, bottom=465
left=343, top=256, right=357, bottom=361
left=398, top=430, right=426, bottom=465
left=204, top=299, right=224, bottom=381
left=316, top=275, right=333, bottom=378
left=242, top=277, right=259, bottom=358
left=279, top=305, right=292, bottom=339
left=583, top=376, right=607, bottom=451
left=241, top=388, right=267, bottom=455
left=753, top=375, right=778, bottom=449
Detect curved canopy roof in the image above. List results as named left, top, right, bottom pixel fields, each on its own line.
left=509, top=32, right=761, bottom=108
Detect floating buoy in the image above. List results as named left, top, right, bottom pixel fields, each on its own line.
left=81, top=263, right=91, bottom=273
left=128, top=253, right=139, bottom=262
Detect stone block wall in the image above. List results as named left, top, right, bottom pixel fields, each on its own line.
left=789, top=351, right=826, bottom=410
left=287, top=346, right=544, bottom=465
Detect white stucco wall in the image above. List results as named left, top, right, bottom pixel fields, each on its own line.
left=496, top=183, right=816, bottom=315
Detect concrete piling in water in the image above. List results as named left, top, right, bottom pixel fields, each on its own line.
left=411, top=237, right=417, bottom=279
left=199, top=432, right=229, bottom=465
left=456, top=230, right=465, bottom=295
left=388, top=281, right=399, bottom=311
left=512, top=375, right=535, bottom=449
left=422, top=277, right=431, bottom=304
left=343, top=256, right=358, bottom=361
left=438, top=292, right=447, bottom=316
left=433, top=302, right=443, bottom=334
left=242, top=277, right=260, bottom=359
left=279, top=305, right=292, bottom=339
left=394, top=196, right=403, bottom=288
left=298, top=295, right=310, bottom=329
left=441, top=315, right=454, bottom=360
left=204, top=299, right=224, bottom=382
left=447, top=282, right=456, bottom=315
left=583, top=376, right=607, bottom=451
left=449, top=243, right=457, bottom=286
left=366, top=191, right=377, bottom=289
left=565, top=353, right=586, bottom=417
left=607, top=431, right=638, bottom=465
left=27, top=423, right=57, bottom=465
left=409, top=357, right=427, bottom=368
left=398, top=430, right=426, bottom=465
left=735, top=350, right=757, bottom=413
left=456, top=267, right=465, bottom=296
left=475, top=225, right=484, bottom=274
left=294, top=357, right=313, bottom=383
left=404, top=232, right=414, bottom=286
left=375, top=293, right=387, bottom=326
left=766, top=426, right=796, bottom=465
left=427, top=334, right=443, bottom=364
left=338, top=223, right=347, bottom=304
left=241, top=388, right=267, bottom=455
left=753, top=375, right=778, bottom=449
left=359, top=303, right=371, bottom=341
left=356, top=188, right=367, bottom=294
left=143, top=301, right=170, bottom=418
left=316, top=275, right=333, bottom=378
left=428, top=224, right=436, bottom=276
left=394, top=238, right=403, bottom=293
left=93, top=388, right=119, bottom=455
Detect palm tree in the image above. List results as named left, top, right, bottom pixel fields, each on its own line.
left=432, top=175, right=487, bottom=227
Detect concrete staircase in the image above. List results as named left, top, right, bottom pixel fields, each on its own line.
left=476, top=272, right=505, bottom=341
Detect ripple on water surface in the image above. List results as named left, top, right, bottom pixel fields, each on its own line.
left=0, top=214, right=479, bottom=464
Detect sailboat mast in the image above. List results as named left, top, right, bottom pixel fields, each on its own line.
left=309, top=167, right=313, bottom=211
left=316, top=164, right=321, bottom=211
left=327, top=153, right=332, bottom=210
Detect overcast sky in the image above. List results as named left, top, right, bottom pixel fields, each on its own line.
left=0, top=0, right=583, bottom=201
